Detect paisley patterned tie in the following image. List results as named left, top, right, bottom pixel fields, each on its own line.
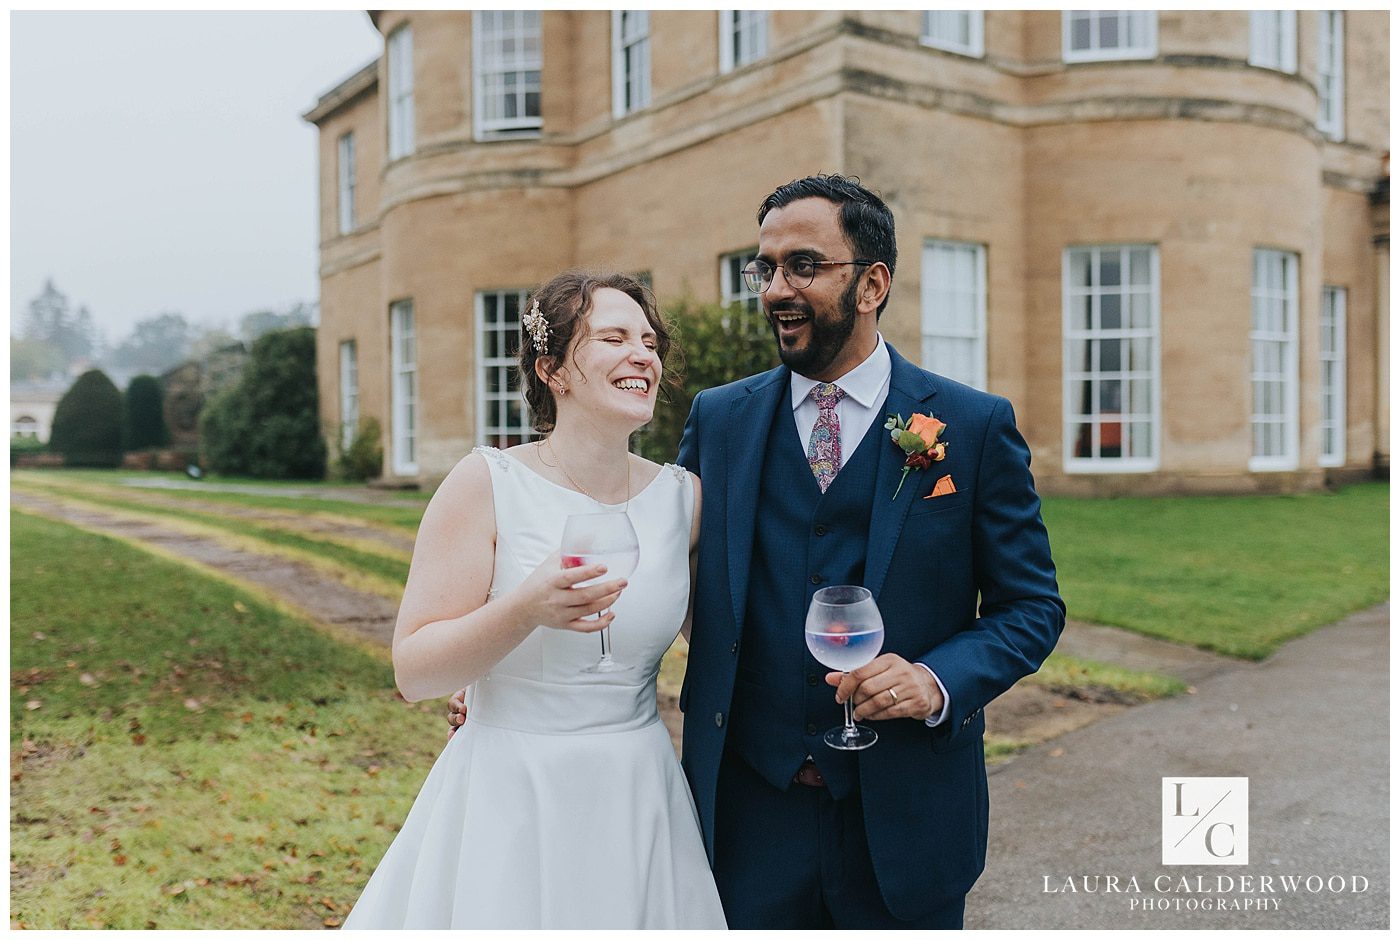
left=807, top=382, right=846, bottom=493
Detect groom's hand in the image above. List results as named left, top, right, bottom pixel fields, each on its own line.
left=446, top=688, right=468, bottom=739
left=828, top=654, right=944, bottom=723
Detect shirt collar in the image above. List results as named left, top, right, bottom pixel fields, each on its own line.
left=790, top=334, right=891, bottom=411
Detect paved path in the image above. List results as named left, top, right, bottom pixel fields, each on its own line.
left=967, top=603, right=1389, bottom=929
left=11, top=489, right=400, bottom=650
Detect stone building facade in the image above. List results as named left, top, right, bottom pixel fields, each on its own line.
left=305, top=10, right=1388, bottom=493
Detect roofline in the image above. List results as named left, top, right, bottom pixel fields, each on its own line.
left=302, top=57, right=380, bottom=125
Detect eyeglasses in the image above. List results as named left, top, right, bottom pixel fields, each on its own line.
left=741, top=255, right=875, bottom=293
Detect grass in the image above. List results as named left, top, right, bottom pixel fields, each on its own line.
left=1031, top=651, right=1188, bottom=701
left=1041, top=482, right=1389, bottom=659
left=9, top=510, right=441, bottom=929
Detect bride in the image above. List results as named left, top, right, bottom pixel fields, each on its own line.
left=344, top=271, right=726, bottom=929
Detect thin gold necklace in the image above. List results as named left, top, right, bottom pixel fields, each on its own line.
left=542, top=436, right=630, bottom=509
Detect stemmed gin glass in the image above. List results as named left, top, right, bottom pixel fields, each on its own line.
left=561, top=511, right=639, bottom=674
left=804, top=585, right=885, bottom=750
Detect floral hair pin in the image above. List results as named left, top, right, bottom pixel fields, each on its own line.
left=885, top=412, right=947, bottom=499
left=522, top=299, right=549, bottom=354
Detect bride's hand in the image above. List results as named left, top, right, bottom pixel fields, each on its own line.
left=511, top=554, right=626, bottom=634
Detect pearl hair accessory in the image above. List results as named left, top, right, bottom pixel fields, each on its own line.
left=522, top=299, right=549, bottom=354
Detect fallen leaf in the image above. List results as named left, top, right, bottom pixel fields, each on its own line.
left=323, top=918, right=342, bottom=928
left=131, top=734, right=147, bottom=746
left=183, top=699, right=202, bottom=712
left=113, top=855, right=127, bottom=866
left=1049, top=747, right=1065, bottom=758
left=233, top=602, right=248, bottom=614
left=32, top=632, right=46, bottom=640
left=25, top=700, right=41, bottom=711
left=79, top=673, right=97, bottom=686
left=320, top=898, right=338, bottom=911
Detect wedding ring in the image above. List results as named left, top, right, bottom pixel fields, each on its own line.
left=887, top=688, right=899, bottom=705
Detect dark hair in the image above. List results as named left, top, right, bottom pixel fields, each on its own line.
left=757, top=174, right=897, bottom=315
left=518, top=270, right=676, bottom=433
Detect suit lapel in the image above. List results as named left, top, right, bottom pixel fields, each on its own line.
left=725, top=367, right=788, bottom=635
left=865, top=346, right=939, bottom=602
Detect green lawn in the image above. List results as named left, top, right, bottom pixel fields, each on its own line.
left=15, top=469, right=1389, bottom=661
left=9, top=510, right=440, bottom=929
left=1042, top=482, right=1389, bottom=658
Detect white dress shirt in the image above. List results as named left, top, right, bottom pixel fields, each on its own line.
left=788, top=335, right=952, bottom=727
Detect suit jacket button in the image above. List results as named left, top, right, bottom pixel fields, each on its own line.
left=810, top=574, right=823, bottom=585
left=807, top=674, right=818, bottom=686
left=714, top=713, right=724, bottom=728
left=815, top=524, right=827, bottom=536
left=806, top=723, right=818, bottom=735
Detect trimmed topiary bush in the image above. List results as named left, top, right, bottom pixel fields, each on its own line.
left=49, top=369, right=125, bottom=467
left=123, top=374, right=170, bottom=451
left=199, top=327, right=326, bottom=479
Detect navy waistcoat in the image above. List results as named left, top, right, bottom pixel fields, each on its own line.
left=726, top=400, right=883, bottom=799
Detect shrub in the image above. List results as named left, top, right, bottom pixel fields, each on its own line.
left=335, top=417, right=384, bottom=482
left=49, top=369, right=124, bottom=467
left=10, top=436, right=46, bottom=466
left=633, top=298, right=778, bottom=464
left=198, top=327, right=327, bottom=479
left=123, top=374, right=170, bottom=451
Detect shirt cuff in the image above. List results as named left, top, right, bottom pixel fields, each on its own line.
left=915, top=662, right=951, bottom=727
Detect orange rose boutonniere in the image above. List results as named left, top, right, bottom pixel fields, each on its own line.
left=885, top=412, right=948, bottom=500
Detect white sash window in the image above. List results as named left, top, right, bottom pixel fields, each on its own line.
left=921, top=240, right=987, bottom=391
left=476, top=289, right=537, bottom=448
left=1063, top=245, right=1160, bottom=471
left=1249, top=249, right=1299, bottom=470
left=390, top=300, right=418, bottom=475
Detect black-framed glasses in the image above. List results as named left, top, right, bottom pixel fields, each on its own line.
left=741, top=255, right=875, bottom=293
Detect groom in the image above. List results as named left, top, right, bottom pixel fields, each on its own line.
left=675, top=174, right=1064, bottom=928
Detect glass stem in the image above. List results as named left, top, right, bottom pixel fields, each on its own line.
left=843, top=672, right=856, bottom=736
left=599, top=611, right=613, bottom=660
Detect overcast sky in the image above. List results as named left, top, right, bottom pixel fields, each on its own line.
left=10, top=11, right=384, bottom=344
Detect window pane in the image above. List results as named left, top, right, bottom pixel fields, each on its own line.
left=1101, top=293, right=1122, bottom=330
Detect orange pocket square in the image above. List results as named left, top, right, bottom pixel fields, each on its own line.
left=925, top=474, right=957, bottom=499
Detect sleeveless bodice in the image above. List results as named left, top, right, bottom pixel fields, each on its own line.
left=467, top=445, right=695, bottom=735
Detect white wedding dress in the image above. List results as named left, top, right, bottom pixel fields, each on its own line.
left=343, top=446, right=727, bottom=929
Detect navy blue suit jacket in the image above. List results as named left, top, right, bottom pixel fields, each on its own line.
left=677, top=343, right=1065, bottom=920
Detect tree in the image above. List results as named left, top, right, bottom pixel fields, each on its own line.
left=21, top=279, right=100, bottom=366
left=123, top=375, right=170, bottom=450
left=49, top=369, right=124, bottom=467
left=632, top=297, right=779, bottom=464
left=239, top=301, right=314, bottom=344
left=107, top=312, right=194, bottom=375
left=10, top=337, right=65, bottom=381
left=199, top=327, right=326, bottom=479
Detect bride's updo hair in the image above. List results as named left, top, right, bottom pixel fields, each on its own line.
left=518, top=270, right=676, bottom=433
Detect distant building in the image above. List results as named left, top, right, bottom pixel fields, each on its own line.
left=305, top=10, right=1389, bottom=493
left=159, top=343, right=248, bottom=447
left=10, top=379, right=67, bottom=441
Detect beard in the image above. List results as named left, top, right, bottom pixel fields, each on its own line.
left=768, top=276, right=860, bottom=378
